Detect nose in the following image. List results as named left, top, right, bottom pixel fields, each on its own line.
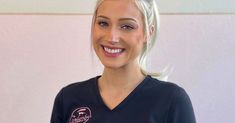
left=106, top=27, right=120, bottom=44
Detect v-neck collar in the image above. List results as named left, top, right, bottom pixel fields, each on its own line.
left=93, top=75, right=151, bottom=112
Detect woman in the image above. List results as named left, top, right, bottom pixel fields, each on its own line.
left=51, top=0, right=196, bottom=123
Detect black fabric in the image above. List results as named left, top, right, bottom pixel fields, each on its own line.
left=51, top=75, right=196, bottom=123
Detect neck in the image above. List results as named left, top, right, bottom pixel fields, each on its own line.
left=98, top=62, right=145, bottom=91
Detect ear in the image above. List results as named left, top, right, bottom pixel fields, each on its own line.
left=143, top=25, right=155, bottom=43
left=149, top=25, right=155, bottom=37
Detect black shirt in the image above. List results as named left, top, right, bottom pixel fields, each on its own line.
left=51, top=75, right=196, bottom=123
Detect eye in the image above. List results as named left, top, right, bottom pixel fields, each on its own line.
left=97, top=21, right=109, bottom=27
left=121, top=24, right=135, bottom=31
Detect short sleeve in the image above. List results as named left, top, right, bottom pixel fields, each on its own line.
left=50, top=89, right=64, bottom=123
left=167, top=87, right=196, bottom=123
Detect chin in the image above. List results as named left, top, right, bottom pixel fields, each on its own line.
left=102, top=62, right=125, bottom=70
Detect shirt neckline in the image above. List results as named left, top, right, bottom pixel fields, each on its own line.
left=93, top=75, right=151, bottom=112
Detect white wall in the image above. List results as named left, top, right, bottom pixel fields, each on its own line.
left=0, top=0, right=235, bottom=14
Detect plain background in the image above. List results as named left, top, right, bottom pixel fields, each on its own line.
left=0, top=0, right=235, bottom=123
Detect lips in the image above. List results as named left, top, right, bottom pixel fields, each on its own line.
left=101, top=45, right=125, bottom=57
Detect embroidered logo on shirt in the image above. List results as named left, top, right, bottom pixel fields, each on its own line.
left=69, top=107, right=92, bottom=123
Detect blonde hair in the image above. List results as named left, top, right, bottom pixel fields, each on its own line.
left=91, top=0, right=169, bottom=80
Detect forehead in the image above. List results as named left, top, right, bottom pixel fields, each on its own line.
left=96, top=0, right=143, bottom=21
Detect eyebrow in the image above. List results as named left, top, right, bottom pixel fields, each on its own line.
left=96, top=15, right=137, bottom=22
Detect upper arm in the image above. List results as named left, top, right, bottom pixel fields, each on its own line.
left=51, top=89, right=64, bottom=123
left=167, top=87, right=196, bottom=123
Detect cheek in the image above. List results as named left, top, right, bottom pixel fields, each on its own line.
left=130, top=34, right=145, bottom=55
left=92, top=26, right=99, bottom=42
left=92, top=27, right=100, bottom=51
left=92, top=26, right=104, bottom=43
left=127, top=33, right=145, bottom=47
left=136, top=29, right=146, bottom=43
left=125, top=37, right=144, bottom=59
left=125, top=28, right=145, bottom=43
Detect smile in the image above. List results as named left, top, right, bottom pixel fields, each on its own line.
left=104, top=47, right=123, bottom=53
left=101, top=45, right=125, bottom=56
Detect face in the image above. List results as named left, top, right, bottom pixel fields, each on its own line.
left=92, top=0, right=146, bottom=69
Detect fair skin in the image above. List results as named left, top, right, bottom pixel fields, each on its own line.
left=92, top=0, right=147, bottom=110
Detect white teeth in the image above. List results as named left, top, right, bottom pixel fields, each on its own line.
left=104, top=47, right=122, bottom=54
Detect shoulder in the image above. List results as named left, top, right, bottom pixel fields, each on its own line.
left=143, top=75, right=192, bottom=105
left=58, top=76, right=99, bottom=97
left=145, top=76, right=196, bottom=122
left=144, top=75, right=184, bottom=94
left=65, top=76, right=97, bottom=89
